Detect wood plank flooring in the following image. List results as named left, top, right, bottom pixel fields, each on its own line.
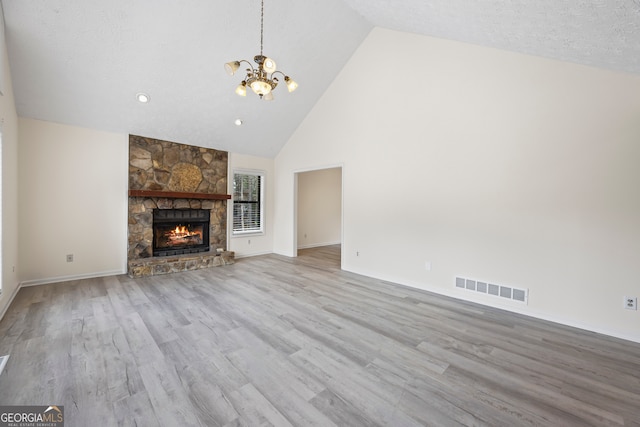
left=1, top=245, right=639, bottom=426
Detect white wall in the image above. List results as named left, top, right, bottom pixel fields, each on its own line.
left=18, top=118, right=128, bottom=285
left=275, top=28, right=640, bottom=342
left=228, top=152, right=274, bottom=258
left=0, top=22, right=20, bottom=318
left=297, top=167, right=341, bottom=249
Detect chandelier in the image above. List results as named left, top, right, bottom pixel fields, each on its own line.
left=224, top=0, right=298, bottom=100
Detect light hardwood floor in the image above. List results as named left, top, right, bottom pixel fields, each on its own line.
left=0, top=245, right=639, bottom=426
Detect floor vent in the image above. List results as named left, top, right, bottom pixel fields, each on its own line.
left=456, top=277, right=528, bottom=304
left=0, top=355, right=9, bottom=376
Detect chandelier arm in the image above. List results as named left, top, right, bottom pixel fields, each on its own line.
left=238, top=59, right=257, bottom=74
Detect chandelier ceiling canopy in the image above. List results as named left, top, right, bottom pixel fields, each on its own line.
left=225, top=0, right=298, bottom=101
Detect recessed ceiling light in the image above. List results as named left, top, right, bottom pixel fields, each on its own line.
left=234, top=119, right=243, bottom=126
left=136, top=93, right=150, bottom=103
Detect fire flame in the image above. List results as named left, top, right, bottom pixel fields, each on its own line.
left=168, top=225, right=199, bottom=240
left=158, top=223, right=204, bottom=248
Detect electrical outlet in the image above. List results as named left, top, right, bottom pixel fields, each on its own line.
left=66, top=254, right=74, bottom=263
left=425, top=261, right=432, bottom=271
left=624, top=296, right=637, bottom=310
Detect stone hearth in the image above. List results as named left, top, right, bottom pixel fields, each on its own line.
left=128, top=250, right=235, bottom=278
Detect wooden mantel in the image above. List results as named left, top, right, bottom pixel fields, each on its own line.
left=128, top=190, right=231, bottom=200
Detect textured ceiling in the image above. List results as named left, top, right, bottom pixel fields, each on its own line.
left=3, top=0, right=640, bottom=157
left=342, top=0, right=640, bottom=74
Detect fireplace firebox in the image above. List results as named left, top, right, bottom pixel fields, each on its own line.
left=153, top=209, right=210, bottom=257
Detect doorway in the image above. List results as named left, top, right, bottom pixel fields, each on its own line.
left=294, top=166, right=343, bottom=267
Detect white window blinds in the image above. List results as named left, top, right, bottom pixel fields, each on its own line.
left=232, top=172, right=264, bottom=234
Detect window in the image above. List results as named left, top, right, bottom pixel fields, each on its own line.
left=232, top=171, right=264, bottom=235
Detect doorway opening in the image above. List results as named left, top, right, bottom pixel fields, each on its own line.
left=294, top=166, right=343, bottom=269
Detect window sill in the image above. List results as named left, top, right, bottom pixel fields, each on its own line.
left=232, top=231, right=264, bottom=238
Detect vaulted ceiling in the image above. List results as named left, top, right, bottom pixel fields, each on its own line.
left=3, top=0, right=640, bottom=157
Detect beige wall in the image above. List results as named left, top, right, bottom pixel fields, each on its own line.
left=0, top=25, right=20, bottom=318
left=297, top=167, right=341, bottom=249
left=18, top=118, right=129, bottom=284
left=13, top=122, right=273, bottom=284
left=275, top=28, right=640, bottom=342
left=228, top=152, right=275, bottom=258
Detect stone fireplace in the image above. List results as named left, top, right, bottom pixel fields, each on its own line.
left=127, top=135, right=234, bottom=277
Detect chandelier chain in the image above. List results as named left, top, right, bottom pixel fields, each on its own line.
left=260, top=0, right=264, bottom=56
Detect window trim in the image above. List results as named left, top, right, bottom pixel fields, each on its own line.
left=231, top=169, right=265, bottom=237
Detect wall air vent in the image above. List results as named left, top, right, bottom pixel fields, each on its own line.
left=455, top=276, right=528, bottom=304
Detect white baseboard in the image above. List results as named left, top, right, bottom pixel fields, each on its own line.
left=297, top=241, right=341, bottom=250
left=343, top=265, right=640, bottom=345
left=233, top=250, right=273, bottom=259
left=20, top=269, right=126, bottom=287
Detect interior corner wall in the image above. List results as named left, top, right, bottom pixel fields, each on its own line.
left=228, top=152, right=275, bottom=258
left=297, top=168, right=341, bottom=249
left=0, top=25, right=20, bottom=319
left=18, top=118, right=129, bottom=285
left=275, top=27, right=640, bottom=342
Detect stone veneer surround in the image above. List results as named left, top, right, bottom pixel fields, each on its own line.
left=127, top=135, right=234, bottom=277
